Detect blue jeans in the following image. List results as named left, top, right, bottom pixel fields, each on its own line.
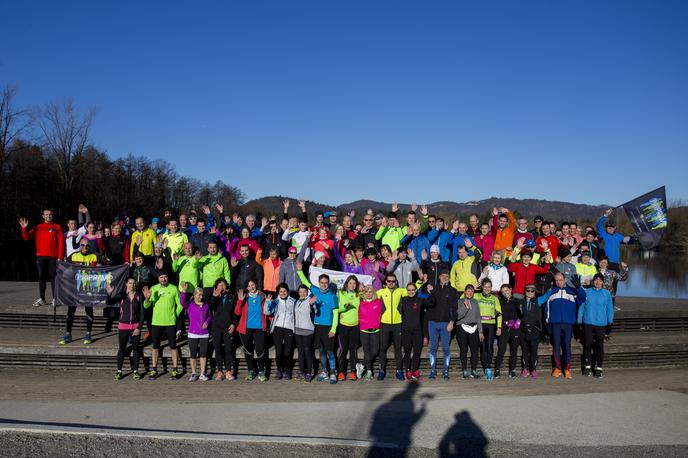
left=428, top=320, right=451, bottom=372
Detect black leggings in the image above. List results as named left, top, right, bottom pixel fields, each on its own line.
left=295, top=334, right=314, bottom=375
left=457, top=327, right=480, bottom=372
left=361, top=331, right=380, bottom=371
left=273, top=326, right=295, bottom=373
left=379, top=323, right=402, bottom=372
left=240, top=329, right=266, bottom=374
left=495, top=326, right=521, bottom=372
left=66, top=306, right=93, bottom=334
left=521, top=327, right=540, bottom=372
left=212, top=328, right=234, bottom=372
left=188, top=337, right=209, bottom=359
left=402, top=327, right=422, bottom=372
left=480, top=324, right=496, bottom=370
left=36, top=256, right=56, bottom=301
left=584, top=325, right=606, bottom=369
left=338, top=325, right=360, bottom=373
left=117, top=329, right=141, bottom=372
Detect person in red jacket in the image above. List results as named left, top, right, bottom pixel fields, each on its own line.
left=507, top=250, right=550, bottom=297
left=19, top=209, right=65, bottom=307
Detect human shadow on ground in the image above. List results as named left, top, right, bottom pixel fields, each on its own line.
left=437, top=411, right=488, bottom=457
left=366, top=382, right=433, bottom=457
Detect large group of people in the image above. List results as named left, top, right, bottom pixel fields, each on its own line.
left=19, top=199, right=631, bottom=383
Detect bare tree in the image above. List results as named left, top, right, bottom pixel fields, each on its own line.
left=0, top=85, right=29, bottom=178
left=31, top=99, right=96, bottom=195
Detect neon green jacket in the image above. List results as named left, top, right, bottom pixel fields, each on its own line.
left=144, top=284, right=182, bottom=326
left=163, top=232, right=188, bottom=256
left=337, top=290, right=361, bottom=327
left=198, top=253, right=231, bottom=288
left=375, top=226, right=405, bottom=252
left=474, top=293, right=502, bottom=327
left=376, top=287, right=408, bottom=325
left=173, top=256, right=200, bottom=292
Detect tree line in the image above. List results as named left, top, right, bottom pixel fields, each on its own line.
left=0, top=85, right=244, bottom=241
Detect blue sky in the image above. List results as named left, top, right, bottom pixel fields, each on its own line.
left=2, top=0, right=687, bottom=206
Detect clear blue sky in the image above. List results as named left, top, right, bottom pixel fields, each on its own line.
left=3, top=0, right=687, bottom=206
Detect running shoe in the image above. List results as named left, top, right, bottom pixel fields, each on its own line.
left=215, top=371, right=224, bottom=381
left=246, top=371, right=256, bottom=381
left=58, top=333, right=71, bottom=345
left=226, top=372, right=236, bottom=381
left=329, top=373, right=337, bottom=385
left=114, top=370, right=123, bottom=381
left=348, top=372, right=357, bottom=381
left=462, top=370, right=469, bottom=379
left=494, top=369, right=501, bottom=379
left=148, top=369, right=158, bottom=379
left=199, top=374, right=209, bottom=382
left=406, top=370, right=413, bottom=381
left=530, top=370, right=539, bottom=379
left=170, top=368, right=181, bottom=379
left=470, top=370, right=480, bottom=379
left=257, top=372, right=267, bottom=382
left=564, top=369, right=572, bottom=380
left=583, top=366, right=592, bottom=377
left=552, top=368, right=562, bottom=378
left=304, top=373, right=313, bottom=383
left=133, top=371, right=142, bottom=380
left=593, top=367, right=603, bottom=378
left=176, top=330, right=182, bottom=340
left=189, top=373, right=198, bottom=382
left=284, top=372, right=292, bottom=380
left=428, top=370, right=437, bottom=380
left=485, top=368, right=494, bottom=381
left=294, top=371, right=303, bottom=380
left=443, top=371, right=449, bottom=380
left=363, top=370, right=373, bottom=380
left=83, top=333, right=92, bottom=345
left=411, top=371, right=420, bottom=382
left=355, top=362, right=364, bottom=379
left=509, top=370, right=517, bottom=379
left=33, top=298, right=46, bottom=308
left=377, top=370, right=386, bottom=381
left=337, top=372, right=345, bottom=382
left=395, top=370, right=404, bottom=381
left=275, top=370, right=283, bottom=380
left=316, top=371, right=328, bottom=382
left=520, top=369, right=530, bottom=378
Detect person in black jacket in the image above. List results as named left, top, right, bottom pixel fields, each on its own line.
left=398, top=283, right=429, bottom=381
left=520, top=284, right=543, bottom=378
left=425, top=271, right=461, bottom=379
left=190, top=219, right=216, bottom=256
left=260, top=219, right=287, bottom=260
left=231, top=245, right=264, bottom=292
left=495, top=284, right=523, bottom=378
left=209, top=278, right=237, bottom=381
left=106, top=278, right=145, bottom=380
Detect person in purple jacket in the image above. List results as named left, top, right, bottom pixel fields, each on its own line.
left=180, top=283, right=212, bottom=381
left=360, top=249, right=386, bottom=290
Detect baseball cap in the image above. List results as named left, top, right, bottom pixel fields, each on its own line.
left=288, top=247, right=297, bottom=254
left=151, top=217, right=160, bottom=223
left=534, top=215, right=544, bottom=222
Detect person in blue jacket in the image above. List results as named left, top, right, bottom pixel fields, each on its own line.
left=596, top=209, right=632, bottom=268
left=577, top=274, right=614, bottom=378
left=538, top=272, right=587, bottom=379
left=426, top=218, right=453, bottom=263
left=297, top=270, right=339, bottom=384
left=400, top=223, right=431, bottom=262
left=446, top=221, right=476, bottom=265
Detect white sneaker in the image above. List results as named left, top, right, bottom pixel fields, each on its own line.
left=355, top=362, right=364, bottom=379
left=33, top=298, right=46, bottom=307
left=199, top=374, right=209, bottom=382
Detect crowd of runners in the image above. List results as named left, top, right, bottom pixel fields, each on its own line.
left=19, top=199, right=631, bottom=383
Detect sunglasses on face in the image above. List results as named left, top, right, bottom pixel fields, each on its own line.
left=386, top=280, right=396, bottom=283
left=525, top=289, right=536, bottom=292
left=80, top=244, right=89, bottom=248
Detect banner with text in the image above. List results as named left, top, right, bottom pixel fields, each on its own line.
left=621, top=186, right=668, bottom=250
left=308, top=266, right=373, bottom=290
left=54, top=261, right=129, bottom=307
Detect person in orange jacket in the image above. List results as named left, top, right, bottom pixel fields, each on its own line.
left=491, top=207, right=516, bottom=253
left=261, top=247, right=282, bottom=297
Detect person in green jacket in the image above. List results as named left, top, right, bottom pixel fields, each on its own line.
left=474, top=278, right=502, bottom=380
left=172, top=243, right=200, bottom=293
left=337, top=275, right=362, bottom=381
left=197, top=241, right=231, bottom=300
left=143, top=272, right=183, bottom=379
left=375, top=212, right=406, bottom=252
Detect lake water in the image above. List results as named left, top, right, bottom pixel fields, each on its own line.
left=615, top=247, right=688, bottom=299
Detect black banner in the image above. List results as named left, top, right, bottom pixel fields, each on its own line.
left=54, top=261, right=129, bottom=307
left=621, top=186, right=668, bottom=249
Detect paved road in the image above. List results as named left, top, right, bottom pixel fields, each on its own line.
left=0, top=368, right=686, bottom=456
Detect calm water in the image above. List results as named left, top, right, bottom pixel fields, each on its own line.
left=615, top=247, right=688, bottom=299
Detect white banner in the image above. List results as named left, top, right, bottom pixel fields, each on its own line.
left=308, top=266, right=373, bottom=289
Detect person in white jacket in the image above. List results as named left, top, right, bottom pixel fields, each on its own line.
left=478, top=252, right=510, bottom=293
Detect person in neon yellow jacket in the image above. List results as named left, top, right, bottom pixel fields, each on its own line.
left=172, top=242, right=200, bottom=293
left=162, top=218, right=189, bottom=257
left=197, top=241, right=231, bottom=298
left=575, top=251, right=598, bottom=287
left=450, top=245, right=480, bottom=293
left=129, top=217, right=157, bottom=262
left=375, top=212, right=405, bottom=252
left=143, top=272, right=183, bottom=379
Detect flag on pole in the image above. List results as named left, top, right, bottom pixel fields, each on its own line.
left=620, top=186, right=668, bottom=249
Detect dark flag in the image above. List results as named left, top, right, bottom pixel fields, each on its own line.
left=621, top=186, right=668, bottom=249
left=54, top=261, right=129, bottom=307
